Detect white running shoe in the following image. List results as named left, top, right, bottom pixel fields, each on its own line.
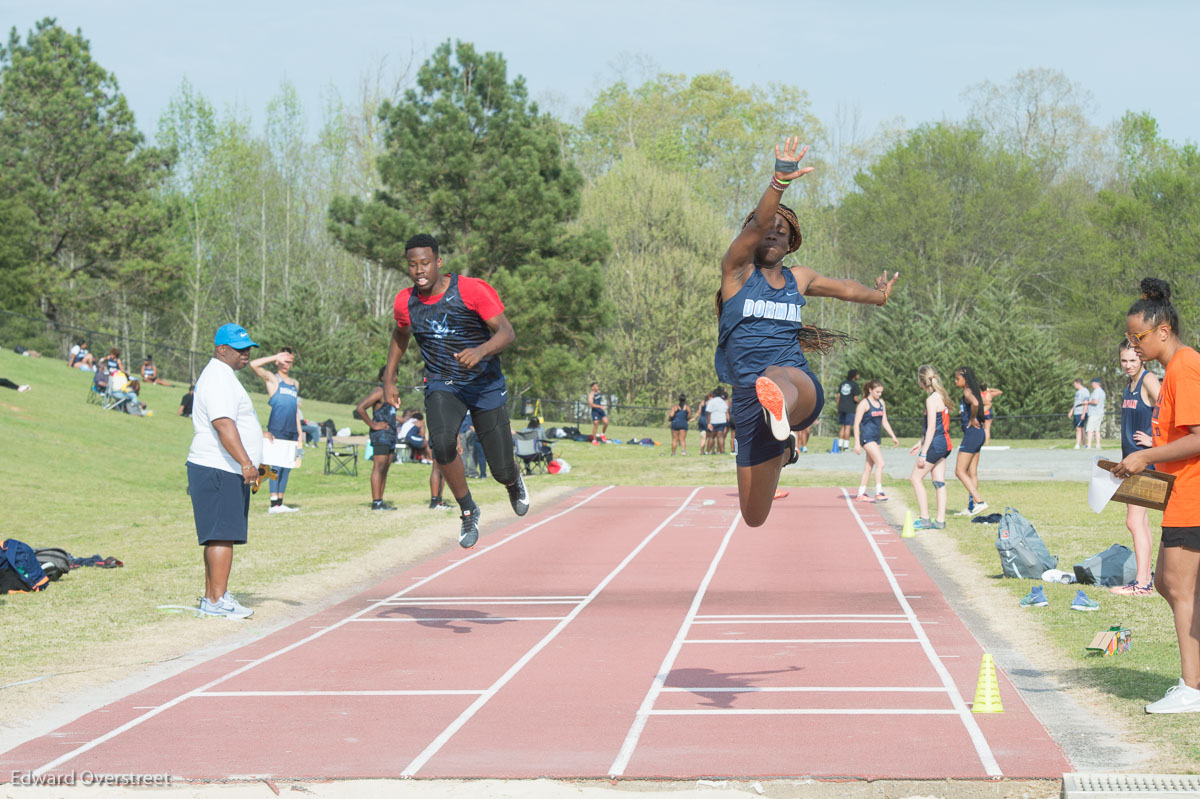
left=268, top=504, right=298, bottom=514
left=1146, top=680, right=1200, bottom=714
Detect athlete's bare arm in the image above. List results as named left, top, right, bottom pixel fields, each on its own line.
left=720, top=137, right=813, bottom=300
left=793, top=268, right=898, bottom=306
left=382, top=326, right=411, bottom=408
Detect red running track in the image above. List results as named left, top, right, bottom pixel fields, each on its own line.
left=1, top=486, right=1069, bottom=781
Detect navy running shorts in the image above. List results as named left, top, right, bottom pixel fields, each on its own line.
left=1073, top=413, right=1086, bottom=429
left=710, top=422, right=728, bottom=433
left=1162, top=527, right=1200, bottom=549
left=426, top=377, right=508, bottom=413
left=959, top=426, right=985, bottom=454
left=731, top=367, right=824, bottom=468
left=187, top=462, right=250, bottom=545
left=859, top=434, right=882, bottom=447
left=924, top=441, right=951, bottom=465
left=369, top=431, right=396, bottom=456
left=592, top=407, right=608, bottom=421
left=670, top=423, right=688, bottom=432
left=838, top=410, right=855, bottom=427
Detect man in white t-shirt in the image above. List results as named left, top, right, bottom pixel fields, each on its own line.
left=705, top=389, right=731, bottom=455
left=186, top=323, right=264, bottom=619
left=1085, top=377, right=1106, bottom=449
left=1069, top=378, right=1090, bottom=449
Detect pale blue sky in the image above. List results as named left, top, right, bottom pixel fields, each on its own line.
left=6, top=0, right=1198, bottom=144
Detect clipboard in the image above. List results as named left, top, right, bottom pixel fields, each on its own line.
left=1097, top=459, right=1176, bottom=511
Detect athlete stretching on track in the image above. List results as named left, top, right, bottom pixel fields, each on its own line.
left=382, top=233, right=529, bottom=549
left=716, top=137, right=898, bottom=526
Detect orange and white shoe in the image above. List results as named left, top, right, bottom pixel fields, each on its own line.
left=854, top=493, right=874, bottom=503
left=773, top=488, right=789, bottom=500
left=755, top=376, right=790, bottom=441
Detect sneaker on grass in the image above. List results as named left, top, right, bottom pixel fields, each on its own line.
left=371, top=500, right=397, bottom=511
left=458, top=505, right=481, bottom=549
left=912, top=518, right=933, bottom=531
left=506, top=474, right=530, bottom=516
left=197, top=594, right=253, bottom=619
left=1019, top=585, right=1048, bottom=608
left=429, top=499, right=454, bottom=511
left=932, top=520, right=946, bottom=529
left=1111, top=578, right=1155, bottom=596
left=972, top=501, right=989, bottom=513
left=1070, top=589, right=1099, bottom=611
left=1146, top=680, right=1200, bottom=714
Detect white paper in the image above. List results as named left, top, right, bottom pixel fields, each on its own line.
left=261, top=438, right=298, bottom=469
left=1088, top=455, right=1123, bottom=513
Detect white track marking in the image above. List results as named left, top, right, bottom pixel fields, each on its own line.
left=684, top=638, right=920, bottom=644
left=196, top=690, right=483, bottom=697
left=661, top=686, right=945, bottom=693
left=840, top=488, right=1002, bottom=776
left=376, top=600, right=580, bottom=606
left=348, top=616, right=566, bottom=623
left=400, top=488, right=703, bottom=778
left=381, top=596, right=586, bottom=601
left=29, top=486, right=615, bottom=778
left=691, top=619, right=911, bottom=625
left=609, top=509, right=740, bottom=777
left=648, top=708, right=958, bottom=716
left=695, top=613, right=904, bottom=619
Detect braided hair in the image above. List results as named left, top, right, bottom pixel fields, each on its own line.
left=716, top=203, right=851, bottom=353
left=955, top=366, right=986, bottom=425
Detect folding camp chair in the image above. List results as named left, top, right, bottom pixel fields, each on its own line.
left=514, top=429, right=552, bottom=475
left=324, top=437, right=358, bottom=477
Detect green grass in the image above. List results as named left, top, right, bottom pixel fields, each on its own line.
left=0, top=350, right=1194, bottom=768
left=886, top=476, right=1200, bottom=768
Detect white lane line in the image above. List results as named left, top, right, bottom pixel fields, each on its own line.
left=348, top=617, right=566, bottom=623
left=647, top=708, right=959, bottom=716
left=684, top=638, right=920, bottom=644
left=377, top=600, right=580, bottom=606
left=29, top=485, right=615, bottom=778
left=401, top=487, right=703, bottom=778
left=196, top=690, right=483, bottom=697
left=840, top=488, right=1002, bottom=777
left=661, top=686, right=945, bottom=693
left=609, top=509, right=740, bottom=777
left=381, top=596, right=586, bottom=601
left=695, top=614, right=904, bottom=619
left=691, top=619, right=911, bottom=625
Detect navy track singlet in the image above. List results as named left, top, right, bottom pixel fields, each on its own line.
left=1121, top=371, right=1154, bottom=459
left=715, top=267, right=808, bottom=388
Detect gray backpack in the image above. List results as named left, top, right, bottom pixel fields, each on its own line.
left=1074, top=544, right=1137, bottom=587
left=995, top=507, right=1058, bottom=578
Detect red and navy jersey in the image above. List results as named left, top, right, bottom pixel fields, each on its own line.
left=394, top=274, right=505, bottom=386
left=931, top=407, right=953, bottom=452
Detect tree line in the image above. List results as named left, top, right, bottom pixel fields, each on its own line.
left=2, top=19, right=1197, bottom=419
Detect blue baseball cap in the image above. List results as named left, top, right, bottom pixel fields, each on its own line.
left=213, top=323, right=258, bottom=349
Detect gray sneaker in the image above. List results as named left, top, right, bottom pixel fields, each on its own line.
left=198, top=594, right=253, bottom=619
left=459, top=505, right=481, bottom=549
left=506, top=475, right=530, bottom=517
left=932, top=520, right=946, bottom=530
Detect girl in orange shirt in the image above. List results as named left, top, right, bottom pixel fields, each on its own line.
left=1112, top=278, right=1200, bottom=714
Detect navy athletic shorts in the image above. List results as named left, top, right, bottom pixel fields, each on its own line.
left=426, top=377, right=507, bottom=413
left=592, top=407, right=607, bottom=421
left=187, top=462, right=250, bottom=545
left=369, top=431, right=396, bottom=456
left=838, top=410, right=855, bottom=427
left=959, top=426, right=985, bottom=454
left=731, top=367, right=824, bottom=468
left=1073, top=413, right=1086, bottom=429
left=925, top=440, right=951, bottom=465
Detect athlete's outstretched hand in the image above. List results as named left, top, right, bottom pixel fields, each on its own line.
left=774, top=137, right=814, bottom=182
left=874, top=271, right=900, bottom=306
left=453, top=347, right=485, bottom=370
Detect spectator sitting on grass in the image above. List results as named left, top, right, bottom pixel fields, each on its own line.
left=68, top=340, right=95, bottom=371
left=1, top=378, right=31, bottom=392
left=179, top=385, right=195, bottom=417
left=141, top=355, right=173, bottom=386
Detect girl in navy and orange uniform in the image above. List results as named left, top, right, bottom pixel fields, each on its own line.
left=1112, top=278, right=1200, bottom=713
left=953, top=366, right=988, bottom=516
left=909, top=365, right=955, bottom=530
left=715, top=136, right=897, bottom=526
left=1113, top=340, right=1161, bottom=595
left=667, top=394, right=691, bottom=456
left=852, top=380, right=899, bottom=502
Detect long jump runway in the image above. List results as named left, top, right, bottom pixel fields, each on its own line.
left=1, top=486, right=1069, bottom=781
